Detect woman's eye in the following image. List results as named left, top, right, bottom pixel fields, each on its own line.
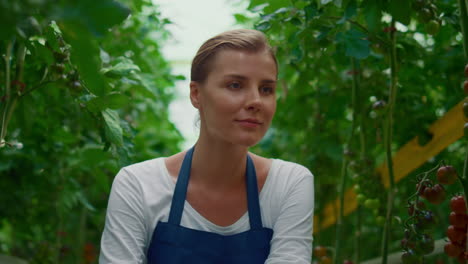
left=260, top=86, right=274, bottom=94
left=228, top=82, right=241, bottom=89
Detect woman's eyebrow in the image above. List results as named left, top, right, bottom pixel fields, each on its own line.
left=224, top=74, right=277, bottom=83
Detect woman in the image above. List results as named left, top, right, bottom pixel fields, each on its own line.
left=99, top=29, right=314, bottom=264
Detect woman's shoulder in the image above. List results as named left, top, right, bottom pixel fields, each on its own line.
left=114, top=156, right=170, bottom=187
left=268, top=158, right=313, bottom=189
left=270, top=158, right=313, bottom=178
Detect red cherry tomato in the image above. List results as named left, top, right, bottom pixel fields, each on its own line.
left=447, top=225, right=465, bottom=243
left=416, top=179, right=432, bottom=197
left=451, top=196, right=467, bottom=214
left=437, top=165, right=458, bottom=185
left=445, top=242, right=463, bottom=258
left=424, top=184, right=446, bottom=204
left=450, top=212, right=468, bottom=229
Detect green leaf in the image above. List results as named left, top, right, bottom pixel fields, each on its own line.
left=256, top=21, right=272, bottom=31
left=102, top=109, right=123, bottom=146
left=32, top=41, right=54, bottom=66
left=321, top=0, right=334, bottom=5
left=101, top=57, right=141, bottom=78
left=269, top=0, right=291, bottom=11
left=362, top=0, right=382, bottom=32
left=249, top=3, right=269, bottom=12
left=388, top=0, right=411, bottom=25
left=55, top=0, right=130, bottom=37
left=44, top=24, right=61, bottom=52
left=304, top=3, right=319, bottom=21
left=234, top=13, right=250, bottom=24
left=333, top=0, right=343, bottom=7
left=88, top=93, right=130, bottom=112
left=76, top=191, right=96, bottom=211
left=336, top=29, right=370, bottom=59
left=60, top=22, right=108, bottom=96
left=337, top=0, right=357, bottom=24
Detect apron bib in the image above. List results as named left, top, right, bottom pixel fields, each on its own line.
left=146, top=147, right=273, bottom=264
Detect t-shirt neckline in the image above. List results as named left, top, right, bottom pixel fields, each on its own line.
left=158, top=157, right=276, bottom=232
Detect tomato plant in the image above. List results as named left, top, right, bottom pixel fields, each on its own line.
left=0, top=0, right=183, bottom=262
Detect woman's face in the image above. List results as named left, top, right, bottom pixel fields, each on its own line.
left=190, top=49, right=277, bottom=147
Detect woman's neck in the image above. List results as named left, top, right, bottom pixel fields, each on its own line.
left=190, top=135, right=249, bottom=190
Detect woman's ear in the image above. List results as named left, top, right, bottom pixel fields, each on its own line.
left=190, top=81, right=201, bottom=109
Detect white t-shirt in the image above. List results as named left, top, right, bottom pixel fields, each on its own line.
left=99, top=157, right=314, bottom=264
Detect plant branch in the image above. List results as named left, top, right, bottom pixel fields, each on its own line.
left=323, top=16, right=391, bottom=47
left=0, top=40, right=14, bottom=147
left=334, top=57, right=360, bottom=264
left=457, top=0, right=468, bottom=59
left=381, top=18, right=398, bottom=264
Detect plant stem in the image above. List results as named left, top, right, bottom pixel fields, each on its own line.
left=3, top=44, right=26, bottom=144
left=381, top=19, right=398, bottom=264
left=457, top=0, right=468, bottom=59
left=353, top=58, right=364, bottom=264
left=334, top=57, right=359, bottom=264
left=76, top=205, right=87, bottom=263
left=0, top=40, right=13, bottom=147
left=334, top=157, right=348, bottom=264
left=354, top=207, right=362, bottom=264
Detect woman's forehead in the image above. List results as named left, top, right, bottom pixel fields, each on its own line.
left=208, top=49, right=277, bottom=80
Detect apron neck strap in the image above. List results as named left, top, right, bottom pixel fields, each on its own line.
left=168, top=147, right=264, bottom=229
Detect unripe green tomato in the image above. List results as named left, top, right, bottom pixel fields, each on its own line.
left=364, top=198, right=380, bottom=209
left=357, top=194, right=366, bottom=204
left=376, top=216, right=386, bottom=226
left=353, top=184, right=361, bottom=193
left=425, top=20, right=440, bottom=35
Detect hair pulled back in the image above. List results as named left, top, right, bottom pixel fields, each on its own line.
left=190, top=29, right=277, bottom=83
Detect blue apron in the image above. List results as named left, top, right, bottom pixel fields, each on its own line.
left=147, top=147, right=273, bottom=264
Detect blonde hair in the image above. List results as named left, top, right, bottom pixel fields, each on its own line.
left=190, top=29, right=277, bottom=83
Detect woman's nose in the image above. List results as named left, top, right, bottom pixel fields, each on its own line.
left=245, top=88, right=262, bottom=111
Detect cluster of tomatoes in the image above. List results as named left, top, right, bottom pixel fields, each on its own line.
left=412, top=0, right=441, bottom=35
left=44, top=26, right=82, bottom=94
left=401, top=198, right=436, bottom=263
left=444, top=195, right=468, bottom=263
left=348, top=155, right=387, bottom=226
left=401, top=165, right=460, bottom=263
left=313, top=246, right=353, bottom=264
left=313, top=245, right=332, bottom=264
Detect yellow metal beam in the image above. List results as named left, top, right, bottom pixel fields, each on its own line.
left=313, top=100, right=465, bottom=234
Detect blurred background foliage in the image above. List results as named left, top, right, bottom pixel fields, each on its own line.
left=0, top=0, right=467, bottom=263
left=0, top=0, right=182, bottom=263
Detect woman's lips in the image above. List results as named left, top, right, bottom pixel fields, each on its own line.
left=236, top=119, right=262, bottom=128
